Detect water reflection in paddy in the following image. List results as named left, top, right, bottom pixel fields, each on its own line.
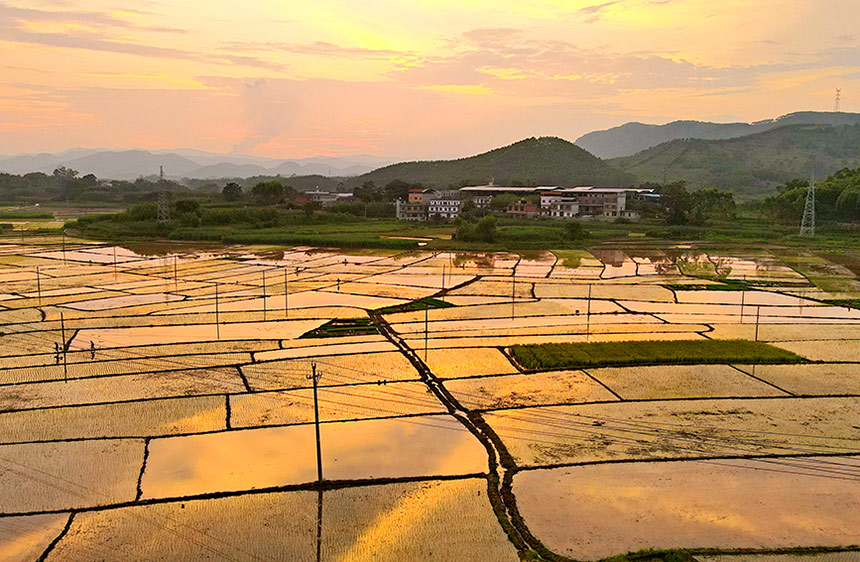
left=141, top=415, right=486, bottom=499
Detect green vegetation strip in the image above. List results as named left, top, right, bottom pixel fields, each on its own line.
left=0, top=210, right=54, bottom=219
left=299, top=318, right=379, bottom=338
left=374, top=297, right=454, bottom=315
left=824, top=298, right=860, bottom=310
left=509, top=340, right=804, bottom=370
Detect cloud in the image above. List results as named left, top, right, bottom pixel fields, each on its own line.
left=0, top=3, right=282, bottom=70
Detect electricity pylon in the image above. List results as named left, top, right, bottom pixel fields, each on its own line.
left=800, top=173, right=815, bottom=236
left=156, top=166, right=171, bottom=224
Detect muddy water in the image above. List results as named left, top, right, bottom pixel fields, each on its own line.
left=514, top=457, right=860, bottom=560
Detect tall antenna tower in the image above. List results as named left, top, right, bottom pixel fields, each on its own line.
left=156, top=166, right=171, bottom=224
left=835, top=88, right=842, bottom=112
left=800, top=172, right=815, bottom=236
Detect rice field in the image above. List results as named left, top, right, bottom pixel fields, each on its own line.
left=0, top=239, right=859, bottom=561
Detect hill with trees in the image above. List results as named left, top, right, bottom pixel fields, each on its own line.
left=608, top=124, right=860, bottom=198
left=350, top=137, right=635, bottom=188
left=576, top=111, right=860, bottom=158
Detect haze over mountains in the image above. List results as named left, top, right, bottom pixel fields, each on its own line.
left=575, top=111, right=860, bottom=159
left=0, top=149, right=390, bottom=180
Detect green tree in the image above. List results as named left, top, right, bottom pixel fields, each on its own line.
left=251, top=181, right=284, bottom=205
left=222, top=182, right=242, bottom=202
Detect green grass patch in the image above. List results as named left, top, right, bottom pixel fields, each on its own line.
left=299, top=317, right=379, bottom=338
left=0, top=210, right=54, bottom=219
left=824, top=298, right=860, bottom=309
left=663, top=282, right=747, bottom=291
left=374, top=297, right=455, bottom=315
left=509, top=339, right=804, bottom=370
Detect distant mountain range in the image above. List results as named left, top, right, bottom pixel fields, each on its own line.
left=609, top=124, right=860, bottom=197
left=349, top=137, right=634, bottom=188
left=576, top=111, right=860, bottom=159
left=0, top=148, right=390, bottom=180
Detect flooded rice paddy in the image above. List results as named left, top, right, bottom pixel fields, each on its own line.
left=0, top=238, right=859, bottom=560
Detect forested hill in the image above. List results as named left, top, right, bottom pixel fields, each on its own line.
left=576, top=111, right=860, bottom=159
left=608, top=124, right=860, bottom=198
left=350, top=137, right=635, bottom=188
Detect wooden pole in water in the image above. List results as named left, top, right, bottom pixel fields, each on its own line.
left=755, top=305, right=761, bottom=342
left=62, top=232, right=66, bottom=264
left=424, top=305, right=429, bottom=361
left=36, top=266, right=41, bottom=306
left=113, top=246, right=117, bottom=279
left=307, top=363, right=323, bottom=483
left=173, top=255, right=178, bottom=291
left=441, top=263, right=445, bottom=303
left=262, top=269, right=267, bottom=321
left=284, top=267, right=289, bottom=318
left=60, top=312, right=68, bottom=383
left=215, top=283, right=220, bottom=340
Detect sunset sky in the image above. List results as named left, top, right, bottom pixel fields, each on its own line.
left=1, top=0, right=858, bottom=159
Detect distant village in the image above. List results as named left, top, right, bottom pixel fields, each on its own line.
left=299, top=181, right=658, bottom=222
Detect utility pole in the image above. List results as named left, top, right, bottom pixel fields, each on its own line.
left=173, top=255, right=178, bottom=291
left=60, top=312, right=68, bottom=382
left=284, top=266, right=290, bottom=318
left=424, top=305, right=429, bottom=361
left=113, top=246, right=117, bottom=279
left=36, top=266, right=41, bottom=306
left=62, top=232, right=66, bottom=264
left=307, top=363, right=323, bottom=483
left=214, top=283, right=220, bottom=340
left=262, top=269, right=267, bottom=321
left=754, top=305, right=761, bottom=342
left=586, top=283, right=592, bottom=341
left=740, top=289, right=745, bottom=324
left=511, top=268, right=516, bottom=320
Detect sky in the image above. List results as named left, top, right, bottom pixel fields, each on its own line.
left=1, top=0, right=859, bottom=160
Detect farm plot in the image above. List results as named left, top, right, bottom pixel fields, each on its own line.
left=484, top=396, right=860, bottom=466
left=2, top=240, right=860, bottom=562
left=513, top=457, right=860, bottom=561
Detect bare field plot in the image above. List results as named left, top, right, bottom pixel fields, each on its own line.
left=423, top=347, right=518, bottom=378
left=0, top=513, right=69, bottom=562
left=0, top=395, right=226, bottom=443
left=230, top=382, right=443, bottom=427
left=445, top=370, right=618, bottom=409
left=514, top=457, right=860, bottom=560
left=0, top=439, right=142, bottom=513
left=484, top=396, right=860, bottom=466
left=243, top=351, right=417, bottom=390
left=739, top=363, right=860, bottom=395
left=0, top=367, right=245, bottom=409
left=588, top=364, right=787, bottom=399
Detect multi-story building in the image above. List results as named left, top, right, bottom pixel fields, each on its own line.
left=396, top=188, right=437, bottom=220
left=506, top=199, right=540, bottom=217
left=548, top=198, right=579, bottom=218
left=427, top=190, right=461, bottom=219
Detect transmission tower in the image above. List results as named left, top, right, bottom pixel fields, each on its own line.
left=800, top=172, right=815, bottom=236
left=835, top=88, right=842, bottom=112
left=156, top=166, right=171, bottom=224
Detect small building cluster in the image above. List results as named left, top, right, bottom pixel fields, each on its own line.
left=396, top=183, right=655, bottom=221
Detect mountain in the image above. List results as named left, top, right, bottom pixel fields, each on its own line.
left=576, top=111, right=860, bottom=158
left=352, top=137, right=634, bottom=188
left=0, top=149, right=389, bottom=180
left=609, top=124, right=860, bottom=198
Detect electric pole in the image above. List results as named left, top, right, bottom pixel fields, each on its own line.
left=214, top=283, right=220, bottom=340
left=60, top=312, right=68, bottom=382
left=262, top=269, right=267, bottom=321
left=307, top=363, right=323, bottom=483
left=755, top=305, right=761, bottom=342
left=284, top=267, right=289, bottom=318
left=586, top=283, right=592, bottom=341
left=36, top=266, right=41, bottom=306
